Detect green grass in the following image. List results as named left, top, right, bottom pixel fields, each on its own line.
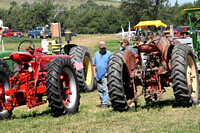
left=0, top=35, right=200, bottom=132
left=1, top=88, right=200, bottom=132
left=88, top=40, right=120, bottom=56
left=1, top=37, right=42, bottom=52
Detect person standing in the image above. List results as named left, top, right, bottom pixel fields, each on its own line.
left=119, top=37, right=137, bottom=54
left=93, top=41, right=111, bottom=108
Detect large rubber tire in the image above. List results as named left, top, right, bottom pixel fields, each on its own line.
left=0, top=59, right=11, bottom=76
left=69, top=46, right=94, bottom=92
left=171, top=44, right=199, bottom=106
left=107, top=51, right=135, bottom=111
left=0, top=59, right=12, bottom=119
left=45, top=57, right=80, bottom=116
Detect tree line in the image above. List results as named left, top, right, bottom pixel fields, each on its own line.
left=0, top=0, right=200, bottom=34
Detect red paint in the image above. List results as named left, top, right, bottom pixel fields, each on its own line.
left=0, top=46, right=74, bottom=111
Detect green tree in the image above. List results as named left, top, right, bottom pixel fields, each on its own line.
left=31, top=0, right=54, bottom=25
left=10, top=1, right=17, bottom=7
left=120, top=0, right=169, bottom=28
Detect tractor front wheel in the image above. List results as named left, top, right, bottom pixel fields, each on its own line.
left=0, top=59, right=12, bottom=120
left=45, top=57, right=80, bottom=115
left=171, top=44, right=199, bottom=106
left=69, top=46, right=94, bottom=92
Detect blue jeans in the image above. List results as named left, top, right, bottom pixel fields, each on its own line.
left=97, top=77, right=109, bottom=106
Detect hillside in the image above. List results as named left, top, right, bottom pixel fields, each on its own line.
left=0, top=0, right=121, bottom=9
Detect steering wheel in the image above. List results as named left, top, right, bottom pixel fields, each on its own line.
left=18, top=40, right=35, bottom=55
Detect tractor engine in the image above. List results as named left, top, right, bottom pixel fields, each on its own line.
left=142, top=52, right=169, bottom=101
left=122, top=37, right=172, bottom=103
left=9, top=52, right=47, bottom=108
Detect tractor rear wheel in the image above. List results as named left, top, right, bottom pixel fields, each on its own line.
left=0, top=59, right=12, bottom=119
left=69, top=46, right=94, bottom=92
left=171, top=44, right=199, bottom=106
left=107, top=51, right=135, bottom=111
left=45, top=57, right=80, bottom=115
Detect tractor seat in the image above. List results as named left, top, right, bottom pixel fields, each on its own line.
left=10, top=52, right=33, bottom=63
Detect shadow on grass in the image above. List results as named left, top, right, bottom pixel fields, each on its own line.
left=12, top=109, right=53, bottom=120
left=138, top=99, right=180, bottom=111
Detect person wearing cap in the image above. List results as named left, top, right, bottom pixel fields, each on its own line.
left=119, top=37, right=137, bottom=55
left=93, top=41, right=111, bottom=108
left=147, top=31, right=160, bottom=44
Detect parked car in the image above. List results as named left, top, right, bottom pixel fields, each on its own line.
left=27, top=27, right=52, bottom=39
left=163, top=25, right=181, bottom=37
left=2, top=29, right=24, bottom=37
left=61, top=30, right=77, bottom=37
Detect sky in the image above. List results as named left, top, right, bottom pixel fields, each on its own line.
left=170, top=0, right=197, bottom=6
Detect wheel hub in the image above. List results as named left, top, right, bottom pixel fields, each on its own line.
left=84, top=56, right=92, bottom=86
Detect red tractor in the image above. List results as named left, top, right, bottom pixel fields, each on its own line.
left=107, top=24, right=199, bottom=111
left=0, top=40, right=80, bottom=119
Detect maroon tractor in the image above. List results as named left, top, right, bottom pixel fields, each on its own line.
left=107, top=36, right=199, bottom=111
left=0, top=40, right=80, bottom=119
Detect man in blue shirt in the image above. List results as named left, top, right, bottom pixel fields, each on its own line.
left=93, top=41, right=111, bottom=108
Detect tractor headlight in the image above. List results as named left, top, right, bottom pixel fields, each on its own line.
left=28, top=67, right=33, bottom=72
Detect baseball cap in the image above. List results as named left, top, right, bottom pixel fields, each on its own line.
left=99, top=41, right=106, bottom=48
left=119, top=37, right=128, bottom=43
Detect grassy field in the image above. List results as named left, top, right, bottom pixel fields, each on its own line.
left=1, top=34, right=200, bottom=132
left=1, top=34, right=120, bottom=56
left=1, top=87, right=200, bottom=132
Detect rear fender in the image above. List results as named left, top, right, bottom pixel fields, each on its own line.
left=123, top=50, right=136, bottom=74
left=164, top=44, right=174, bottom=71
left=63, top=44, right=77, bottom=55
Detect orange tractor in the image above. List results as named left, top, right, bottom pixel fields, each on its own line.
left=107, top=20, right=199, bottom=111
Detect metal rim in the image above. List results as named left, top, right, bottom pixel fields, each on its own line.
left=83, top=56, right=92, bottom=86
left=186, top=55, right=198, bottom=99
left=60, top=67, right=77, bottom=108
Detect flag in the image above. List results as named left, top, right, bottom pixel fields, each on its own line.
left=74, top=58, right=84, bottom=70
left=128, top=22, right=131, bottom=41
left=121, top=25, right=125, bottom=37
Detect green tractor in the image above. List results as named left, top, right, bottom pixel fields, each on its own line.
left=176, top=8, right=200, bottom=71
left=0, top=51, right=14, bottom=76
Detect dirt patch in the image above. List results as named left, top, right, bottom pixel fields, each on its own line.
left=70, top=34, right=119, bottom=47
